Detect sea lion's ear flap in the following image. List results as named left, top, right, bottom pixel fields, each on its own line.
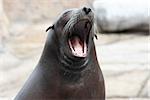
left=94, top=34, right=98, bottom=40
left=93, top=23, right=98, bottom=40
left=46, top=25, right=54, bottom=32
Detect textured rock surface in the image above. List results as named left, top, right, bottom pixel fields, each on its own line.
left=5, top=23, right=48, bottom=58
left=93, top=0, right=149, bottom=32
left=3, top=0, right=90, bottom=23
left=0, top=0, right=9, bottom=50
left=105, top=70, right=149, bottom=97
left=1, top=0, right=92, bottom=50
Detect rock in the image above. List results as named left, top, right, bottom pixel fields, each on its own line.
left=3, top=0, right=63, bottom=23
left=96, top=35, right=149, bottom=71
left=60, top=0, right=89, bottom=8
left=95, top=34, right=136, bottom=45
left=6, top=23, right=47, bottom=58
left=139, top=76, right=150, bottom=97
left=148, top=79, right=150, bottom=97
left=93, top=0, right=149, bottom=33
left=0, top=0, right=9, bottom=50
left=0, top=52, right=20, bottom=70
left=105, top=70, right=149, bottom=97
left=0, top=55, right=39, bottom=99
left=3, top=0, right=90, bottom=23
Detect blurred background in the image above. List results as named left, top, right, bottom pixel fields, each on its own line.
left=0, top=0, right=149, bottom=100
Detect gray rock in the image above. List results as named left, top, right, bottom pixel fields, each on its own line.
left=0, top=52, right=20, bottom=70
left=0, top=54, right=40, bottom=99
left=139, top=78, right=149, bottom=97
left=0, top=0, right=9, bottom=49
left=96, top=35, right=149, bottom=71
left=5, top=23, right=46, bottom=58
left=93, top=0, right=149, bottom=33
left=3, top=0, right=89, bottom=23
left=105, top=70, right=149, bottom=97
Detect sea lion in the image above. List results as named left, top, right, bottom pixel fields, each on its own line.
left=15, top=7, right=105, bottom=100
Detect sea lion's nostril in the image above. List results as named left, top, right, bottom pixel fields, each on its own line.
left=83, top=7, right=87, bottom=12
left=82, top=7, right=91, bottom=14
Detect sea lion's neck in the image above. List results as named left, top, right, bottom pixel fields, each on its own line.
left=39, top=30, right=59, bottom=63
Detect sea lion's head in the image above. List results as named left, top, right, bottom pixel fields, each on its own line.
left=46, top=7, right=95, bottom=72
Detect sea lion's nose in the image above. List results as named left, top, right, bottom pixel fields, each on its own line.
left=82, top=7, right=91, bottom=14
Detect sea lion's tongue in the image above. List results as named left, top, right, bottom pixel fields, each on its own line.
left=69, top=36, right=87, bottom=57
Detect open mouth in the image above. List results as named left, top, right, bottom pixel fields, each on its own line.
left=68, top=20, right=92, bottom=57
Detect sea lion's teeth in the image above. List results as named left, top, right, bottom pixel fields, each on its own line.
left=84, top=42, right=87, bottom=55
left=72, top=46, right=75, bottom=51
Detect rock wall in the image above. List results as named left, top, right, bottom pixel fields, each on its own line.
left=0, top=0, right=9, bottom=50
left=0, top=0, right=92, bottom=51
left=93, top=0, right=149, bottom=33
left=3, top=0, right=91, bottom=23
